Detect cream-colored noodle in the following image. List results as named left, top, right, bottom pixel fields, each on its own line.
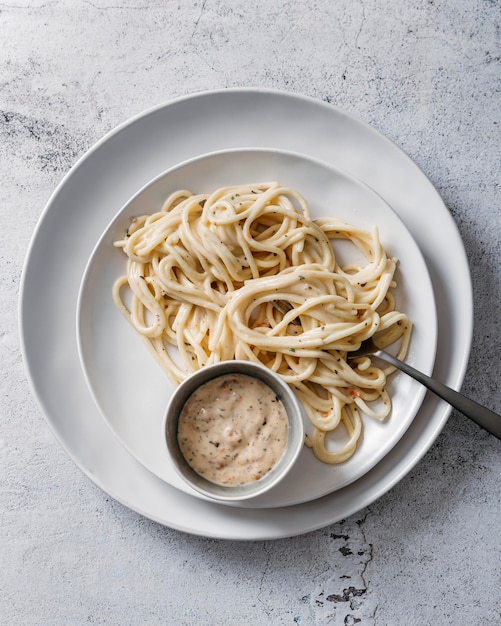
left=112, top=182, right=411, bottom=464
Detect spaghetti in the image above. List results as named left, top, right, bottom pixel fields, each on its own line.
left=113, top=182, right=411, bottom=464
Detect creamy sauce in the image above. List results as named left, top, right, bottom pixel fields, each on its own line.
left=177, top=373, right=289, bottom=486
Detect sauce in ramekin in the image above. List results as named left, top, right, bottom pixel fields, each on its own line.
left=177, top=373, right=289, bottom=486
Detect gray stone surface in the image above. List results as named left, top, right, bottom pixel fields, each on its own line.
left=2, top=1, right=500, bottom=624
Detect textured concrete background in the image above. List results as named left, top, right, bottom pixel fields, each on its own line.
left=2, top=1, right=500, bottom=624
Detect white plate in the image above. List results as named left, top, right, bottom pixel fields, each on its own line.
left=19, top=89, right=472, bottom=539
left=77, top=147, right=437, bottom=508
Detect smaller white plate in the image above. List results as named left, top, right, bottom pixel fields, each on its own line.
left=77, top=148, right=437, bottom=508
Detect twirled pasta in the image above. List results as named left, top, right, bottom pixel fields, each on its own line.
left=113, top=182, right=411, bottom=464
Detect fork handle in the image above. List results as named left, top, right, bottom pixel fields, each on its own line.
left=375, top=350, right=501, bottom=440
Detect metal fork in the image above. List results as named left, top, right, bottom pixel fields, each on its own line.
left=271, top=300, right=501, bottom=439
left=349, top=337, right=501, bottom=440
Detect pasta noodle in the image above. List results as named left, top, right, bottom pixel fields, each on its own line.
left=113, top=182, right=411, bottom=464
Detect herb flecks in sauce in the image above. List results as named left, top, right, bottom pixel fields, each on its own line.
left=177, top=373, right=289, bottom=486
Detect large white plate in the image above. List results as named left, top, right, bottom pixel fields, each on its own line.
left=77, top=147, right=437, bottom=508
left=19, top=89, right=472, bottom=539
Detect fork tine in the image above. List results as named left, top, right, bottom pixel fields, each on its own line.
left=271, top=300, right=302, bottom=325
